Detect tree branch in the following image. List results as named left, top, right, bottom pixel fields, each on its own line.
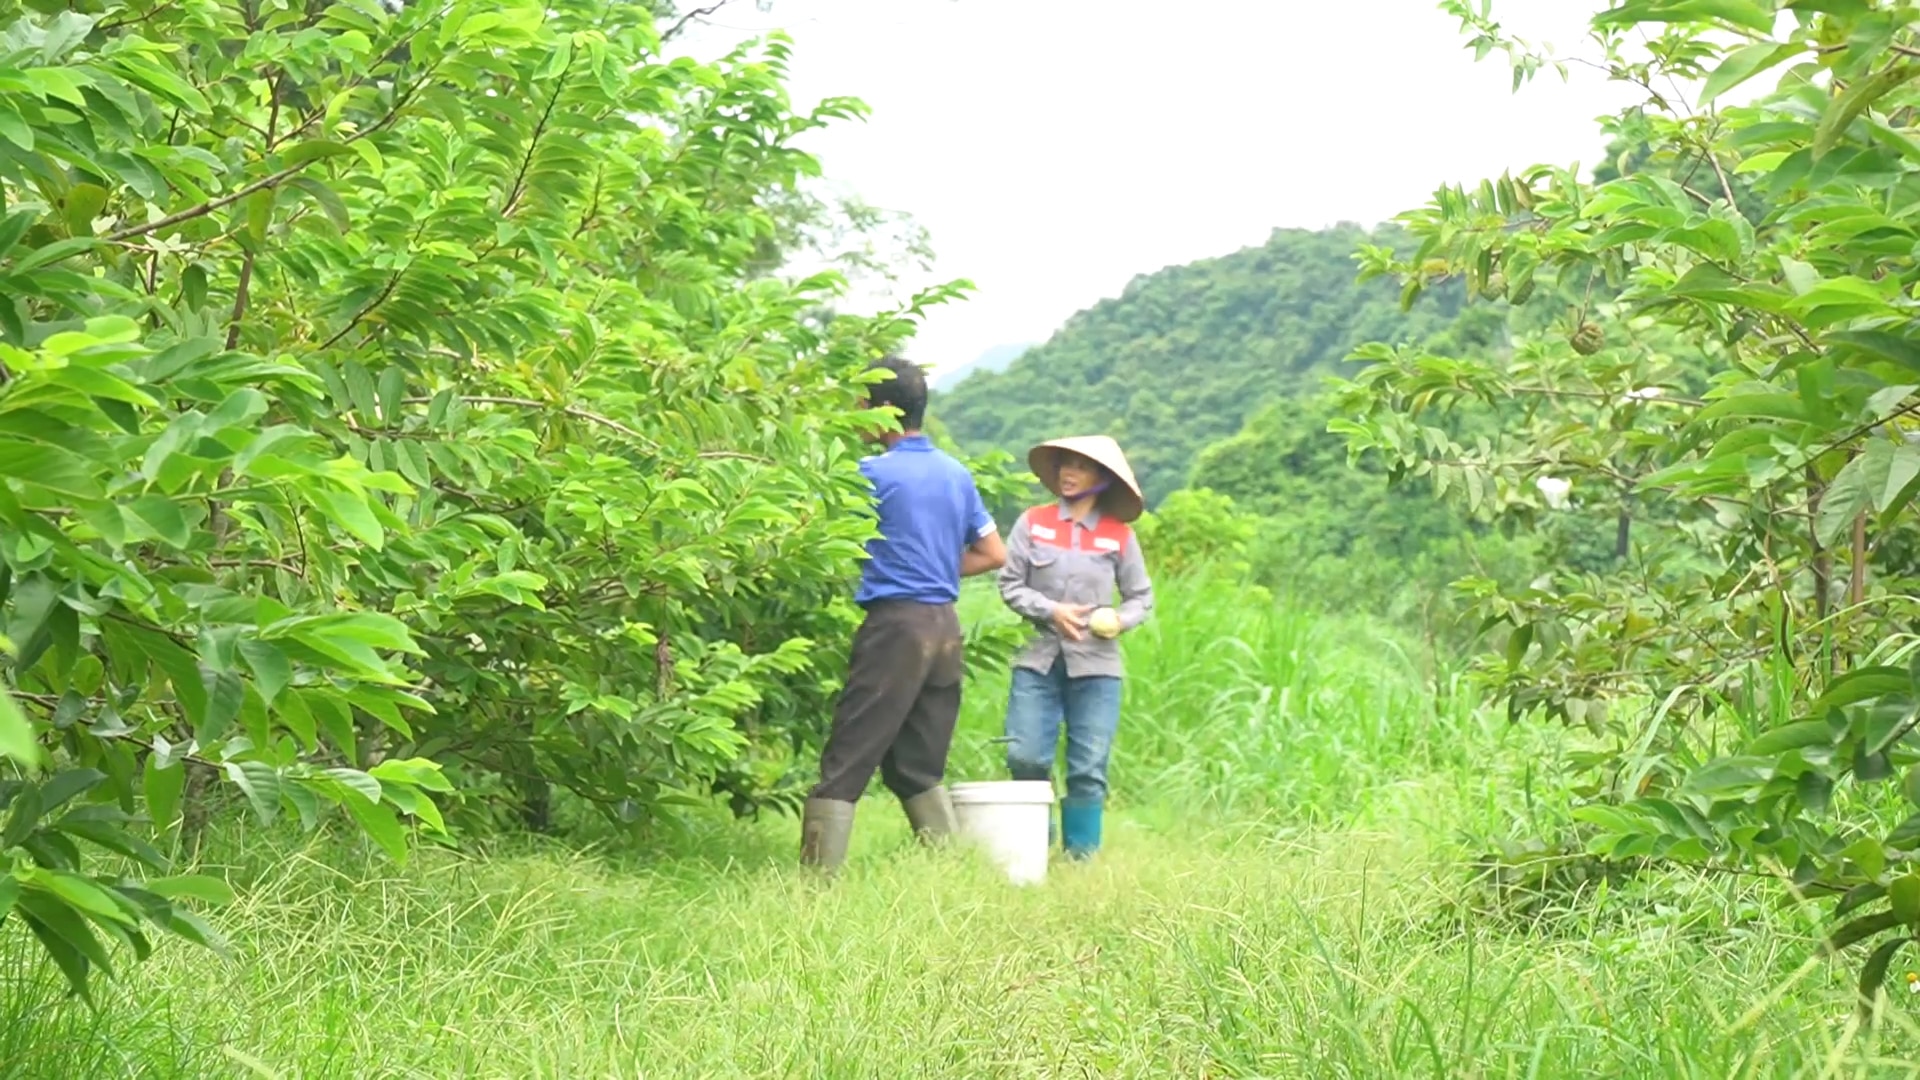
left=398, top=394, right=767, bottom=462
left=105, top=65, right=433, bottom=244
left=660, top=0, right=735, bottom=44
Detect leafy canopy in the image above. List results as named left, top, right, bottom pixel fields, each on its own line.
left=1336, top=0, right=1920, bottom=1013
left=0, top=0, right=959, bottom=996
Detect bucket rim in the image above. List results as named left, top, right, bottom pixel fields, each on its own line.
left=949, top=780, right=1055, bottom=805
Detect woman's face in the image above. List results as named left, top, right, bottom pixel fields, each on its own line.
left=1057, top=453, right=1104, bottom=500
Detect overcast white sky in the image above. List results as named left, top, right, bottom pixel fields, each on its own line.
left=672, top=0, right=1647, bottom=378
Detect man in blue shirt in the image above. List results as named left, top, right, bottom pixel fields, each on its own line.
left=800, top=356, right=1006, bottom=872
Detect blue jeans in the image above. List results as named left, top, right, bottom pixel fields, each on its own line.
left=1003, top=657, right=1123, bottom=800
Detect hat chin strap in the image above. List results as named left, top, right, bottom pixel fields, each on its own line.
left=1062, top=479, right=1109, bottom=505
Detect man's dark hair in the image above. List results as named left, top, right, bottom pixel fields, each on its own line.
left=866, top=355, right=929, bottom=431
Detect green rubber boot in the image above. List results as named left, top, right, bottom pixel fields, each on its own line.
left=799, top=798, right=855, bottom=871
left=900, top=785, right=957, bottom=843
left=1060, top=796, right=1103, bottom=860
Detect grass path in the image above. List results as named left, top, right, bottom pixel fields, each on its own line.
left=4, top=581, right=1920, bottom=1077
left=9, top=811, right=1915, bottom=1078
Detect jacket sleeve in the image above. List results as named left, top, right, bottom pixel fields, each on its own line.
left=997, top=512, right=1058, bottom=622
left=1115, top=532, right=1155, bottom=631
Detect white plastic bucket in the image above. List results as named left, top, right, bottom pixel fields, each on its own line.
left=950, top=780, right=1055, bottom=885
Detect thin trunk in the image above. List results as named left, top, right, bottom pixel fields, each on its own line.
left=1850, top=512, right=1867, bottom=607
left=1807, top=465, right=1832, bottom=674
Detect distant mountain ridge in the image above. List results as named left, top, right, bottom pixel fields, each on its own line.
left=929, top=342, right=1033, bottom=391
left=932, top=225, right=1473, bottom=504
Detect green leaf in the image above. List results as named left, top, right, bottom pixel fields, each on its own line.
left=1858, top=936, right=1909, bottom=1020
left=55, top=817, right=168, bottom=870
left=1906, top=763, right=1920, bottom=809
left=143, top=753, right=184, bottom=834
left=223, top=761, right=281, bottom=824
left=1890, top=873, right=1920, bottom=923
left=1827, top=911, right=1904, bottom=953
left=1680, top=755, right=1773, bottom=796
left=1872, top=442, right=1920, bottom=516
left=145, top=875, right=236, bottom=906
left=1818, top=667, right=1909, bottom=710
left=369, top=757, right=454, bottom=793
left=395, top=440, right=432, bottom=487
left=280, top=613, right=419, bottom=655
left=274, top=688, right=316, bottom=750
left=320, top=766, right=382, bottom=804
left=0, top=209, right=40, bottom=260
left=280, top=140, right=356, bottom=167
left=1798, top=769, right=1834, bottom=813
left=311, top=489, right=384, bottom=549
left=381, top=784, right=445, bottom=833
left=339, top=790, right=406, bottom=862
left=1504, top=622, right=1532, bottom=670
left=1595, top=0, right=1775, bottom=32
left=1702, top=45, right=1798, bottom=108
left=1827, top=329, right=1920, bottom=374
left=18, top=887, right=113, bottom=974
left=1890, top=813, right=1920, bottom=850
left=1779, top=257, right=1819, bottom=296
left=18, top=895, right=100, bottom=998
left=1817, top=453, right=1873, bottom=547
left=3, top=783, right=44, bottom=848
left=0, top=109, right=32, bottom=152
left=0, top=438, right=101, bottom=499
left=1746, top=719, right=1836, bottom=756
left=0, top=690, right=43, bottom=768
left=1836, top=881, right=1887, bottom=917
left=108, top=54, right=209, bottom=111
left=377, top=367, right=406, bottom=423
left=1693, top=392, right=1808, bottom=425
left=30, top=870, right=135, bottom=926
left=127, top=494, right=191, bottom=548
left=238, top=640, right=291, bottom=704
left=38, top=769, right=103, bottom=815
left=1857, top=743, right=1895, bottom=782
left=287, top=176, right=350, bottom=233
left=342, top=361, right=379, bottom=420
left=10, top=237, right=98, bottom=274
left=1815, top=62, right=1920, bottom=158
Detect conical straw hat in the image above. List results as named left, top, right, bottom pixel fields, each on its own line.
left=1028, top=435, right=1144, bottom=523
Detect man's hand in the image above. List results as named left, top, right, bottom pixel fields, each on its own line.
left=961, top=531, right=1006, bottom=577
left=1050, top=603, right=1093, bottom=642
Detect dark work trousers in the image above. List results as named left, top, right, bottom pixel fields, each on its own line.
left=812, top=600, right=964, bottom=802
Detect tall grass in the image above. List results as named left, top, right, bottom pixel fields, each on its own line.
left=3, top=578, right=1918, bottom=1078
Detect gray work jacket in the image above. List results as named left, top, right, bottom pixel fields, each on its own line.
left=998, top=502, right=1154, bottom=679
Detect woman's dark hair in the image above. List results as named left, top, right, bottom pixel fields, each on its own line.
left=866, top=355, right=928, bottom=431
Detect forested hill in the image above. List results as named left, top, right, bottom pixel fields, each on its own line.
left=934, top=225, right=1478, bottom=503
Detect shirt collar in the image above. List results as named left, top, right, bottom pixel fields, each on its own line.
left=1058, top=499, right=1102, bottom=529
left=889, top=434, right=932, bottom=452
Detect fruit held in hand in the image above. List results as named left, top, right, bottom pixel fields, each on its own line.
left=1088, top=608, right=1121, bottom=639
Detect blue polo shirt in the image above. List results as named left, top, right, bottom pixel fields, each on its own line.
left=854, top=435, right=995, bottom=606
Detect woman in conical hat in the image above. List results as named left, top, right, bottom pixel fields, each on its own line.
left=996, top=435, right=1155, bottom=860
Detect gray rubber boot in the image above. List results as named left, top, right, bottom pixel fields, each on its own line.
left=900, top=785, right=957, bottom=843
left=799, top=798, right=856, bottom=871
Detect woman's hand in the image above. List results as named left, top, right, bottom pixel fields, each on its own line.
left=1050, top=602, right=1093, bottom=642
